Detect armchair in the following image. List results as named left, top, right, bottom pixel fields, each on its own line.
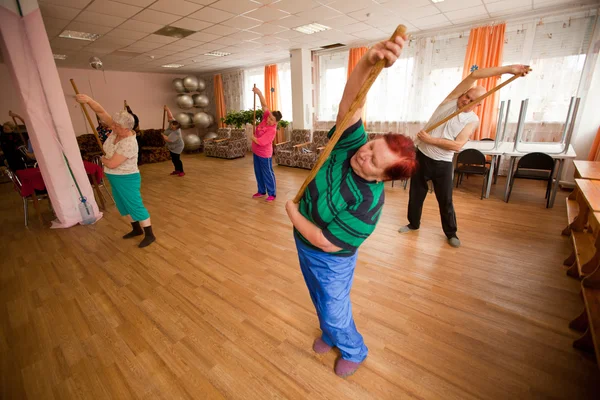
left=274, top=129, right=311, bottom=167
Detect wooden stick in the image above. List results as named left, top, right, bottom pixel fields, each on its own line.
left=70, top=79, right=105, bottom=154
left=253, top=84, right=257, bottom=136
left=424, top=72, right=528, bottom=134
left=10, top=113, right=27, bottom=146
left=293, top=25, right=407, bottom=203
left=162, top=106, right=167, bottom=131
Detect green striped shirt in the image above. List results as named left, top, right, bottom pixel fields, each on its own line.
left=297, top=119, right=385, bottom=256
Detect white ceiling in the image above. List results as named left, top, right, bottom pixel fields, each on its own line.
left=38, top=0, right=597, bottom=74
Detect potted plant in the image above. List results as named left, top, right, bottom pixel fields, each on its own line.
left=277, top=119, right=290, bottom=144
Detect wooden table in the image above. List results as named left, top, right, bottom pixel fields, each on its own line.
left=573, top=160, right=600, bottom=180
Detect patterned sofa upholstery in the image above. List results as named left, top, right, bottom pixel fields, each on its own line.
left=205, top=128, right=231, bottom=158
left=212, top=129, right=247, bottom=159
left=296, top=130, right=330, bottom=170
left=76, top=134, right=104, bottom=162
left=139, top=129, right=171, bottom=165
left=274, top=129, right=311, bottom=167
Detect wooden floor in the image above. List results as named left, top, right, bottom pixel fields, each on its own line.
left=1, top=153, right=599, bottom=400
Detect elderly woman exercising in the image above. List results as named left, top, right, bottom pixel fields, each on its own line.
left=76, top=94, right=156, bottom=248
left=285, top=32, right=417, bottom=378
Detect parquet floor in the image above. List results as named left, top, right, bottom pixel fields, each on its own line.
left=1, top=153, right=598, bottom=399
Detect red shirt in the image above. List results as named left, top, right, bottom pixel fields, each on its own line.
left=252, top=110, right=277, bottom=158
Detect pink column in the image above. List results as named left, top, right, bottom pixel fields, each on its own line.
left=0, top=1, right=101, bottom=228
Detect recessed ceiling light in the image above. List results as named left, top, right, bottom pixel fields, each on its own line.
left=431, top=0, right=444, bottom=3
left=204, top=51, right=231, bottom=57
left=161, top=63, right=184, bottom=68
left=53, top=54, right=67, bottom=60
left=59, top=30, right=101, bottom=41
left=293, top=23, right=331, bottom=35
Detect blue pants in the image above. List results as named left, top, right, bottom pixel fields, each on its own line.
left=294, top=233, right=368, bottom=363
left=253, top=154, right=276, bottom=197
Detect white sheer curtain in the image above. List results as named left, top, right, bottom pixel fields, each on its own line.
left=317, top=51, right=348, bottom=122
left=277, top=62, right=293, bottom=122
left=222, top=70, right=244, bottom=113
left=365, top=34, right=468, bottom=135
left=498, top=15, right=595, bottom=143
left=243, top=66, right=265, bottom=110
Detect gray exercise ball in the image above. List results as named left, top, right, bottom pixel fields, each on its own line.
left=204, top=132, right=217, bottom=140
left=183, top=133, right=202, bottom=151
left=193, top=112, right=211, bottom=128
left=197, top=78, right=206, bottom=91
left=183, top=76, right=199, bottom=92
left=193, top=94, right=209, bottom=108
left=177, top=94, right=194, bottom=110
left=175, top=112, right=192, bottom=127
left=173, top=78, right=185, bottom=93
left=206, top=114, right=214, bottom=126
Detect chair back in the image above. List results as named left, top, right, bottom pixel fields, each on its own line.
left=5, top=168, right=24, bottom=197
left=517, top=152, right=554, bottom=171
left=216, top=128, right=231, bottom=139
left=313, top=130, right=329, bottom=148
left=230, top=129, right=246, bottom=140
left=456, top=149, right=486, bottom=166
left=291, top=129, right=311, bottom=145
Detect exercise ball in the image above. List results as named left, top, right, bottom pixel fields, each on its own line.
left=197, top=78, right=206, bottom=91
left=173, top=78, right=185, bottom=93
left=193, top=112, right=211, bottom=128
left=206, top=114, right=214, bottom=126
left=204, top=132, right=217, bottom=141
left=183, top=133, right=202, bottom=151
left=177, top=94, right=194, bottom=109
left=175, top=112, right=192, bottom=127
left=183, top=76, right=199, bottom=92
left=193, top=94, right=209, bottom=108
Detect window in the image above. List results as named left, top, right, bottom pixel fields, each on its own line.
left=277, top=62, right=293, bottom=122
left=243, top=66, right=264, bottom=110
left=317, top=51, right=348, bottom=121
left=500, top=16, right=595, bottom=123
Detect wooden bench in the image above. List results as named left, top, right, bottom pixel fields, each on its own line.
left=564, top=181, right=600, bottom=279
left=563, top=161, right=600, bottom=236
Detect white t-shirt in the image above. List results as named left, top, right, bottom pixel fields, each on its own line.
left=418, top=100, right=479, bottom=162
left=102, top=134, right=139, bottom=175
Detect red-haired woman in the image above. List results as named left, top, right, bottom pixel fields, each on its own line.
left=285, top=33, right=416, bottom=378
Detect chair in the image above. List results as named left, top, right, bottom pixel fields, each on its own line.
left=454, top=149, right=489, bottom=200
left=506, top=152, right=555, bottom=208
left=205, top=128, right=231, bottom=158
left=212, top=129, right=247, bottom=159
left=296, top=130, right=329, bottom=170
left=91, top=155, right=115, bottom=205
left=5, top=168, right=50, bottom=227
left=274, top=129, right=311, bottom=167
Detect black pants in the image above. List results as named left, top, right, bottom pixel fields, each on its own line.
left=408, top=150, right=457, bottom=238
left=170, top=152, right=184, bottom=172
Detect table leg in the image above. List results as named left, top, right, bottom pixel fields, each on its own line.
left=549, top=159, right=564, bottom=208
left=504, top=156, right=515, bottom=202
left=485, top=155, right=495, bottom=199
left=90, top=174, right=105, bottom=210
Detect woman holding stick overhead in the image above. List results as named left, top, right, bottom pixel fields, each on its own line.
left=76, top=94, right=156, bottom=248
left=285, top=29, right=417, bottom=378
left=251, top=86, right=281, bottom=202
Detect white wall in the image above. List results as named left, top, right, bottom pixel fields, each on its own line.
left=0, top=64, right=216, bottom=136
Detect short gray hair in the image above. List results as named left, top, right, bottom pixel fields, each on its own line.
left=112, top=110, right=135, bottom=130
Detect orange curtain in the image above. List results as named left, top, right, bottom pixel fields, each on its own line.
left=214, top=74, right=226, bottom=128
left=264, top=64, right=280, bottom=111
left=588, top=126, right=600, bottom=161
left=347, top=47, right=368, bottom=124
left=462, top=24, right=506, bottom=140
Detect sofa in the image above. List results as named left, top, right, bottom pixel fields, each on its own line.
left=205, top=128, right=231, bottom=158
left=211, top=129, right=247, bottom=159
left=274, top=129, right=311, bottom=167
left=296, top=130, right=330, bottom=170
